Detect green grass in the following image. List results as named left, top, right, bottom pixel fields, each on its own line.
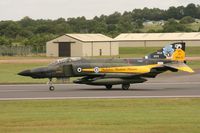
left=0, top=56, right=56, bottom=60
left=0, top=98, right=200, bottom=133
left=187, top=60, right=200, bottom=69
left=119, top=47, right=159, bottom=57
left=0, top=63, right=48, bottom=84
left=119, top=47, right=200, bottom=57
left=185, top=47, right=200, bottom=56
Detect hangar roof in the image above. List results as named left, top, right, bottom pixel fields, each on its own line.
left=115, top=32, right=200, bottom=41
left=66, top=34, right=114, bottom=42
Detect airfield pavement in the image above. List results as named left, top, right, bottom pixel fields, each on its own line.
left=0, top=70, right=199, bottom=100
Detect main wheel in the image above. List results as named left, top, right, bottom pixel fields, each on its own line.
left=105, top=85, right=112, bottom=90
left=49, top=86, right=55, bottom=91
left=122, top=84, right=130, bottom=90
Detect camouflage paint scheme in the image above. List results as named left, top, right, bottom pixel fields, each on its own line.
left=18, top=42, right=194, bottom=90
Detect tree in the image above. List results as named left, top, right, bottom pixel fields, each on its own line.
left=0, top=21, right=21, bottom=38
left=67, top=16, right=89, bottom=33
left=117, top=13, right=135, bottom=32
left=197, top=5, right=200, bottom=19
left=0, top=36, right=12, bottom=46
left=184, top=3, right=198, bottom=18
left=163, top=19, right=192, bottom=32
left=19, top=16, right=35, bottom=27
left=180, top=16, right=195, bottom=24
left=106, top=12, right=121, bottom=24
left=166, top=6, right=185, bottom=19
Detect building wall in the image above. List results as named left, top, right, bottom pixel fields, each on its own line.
left=111, top=42, right=119, bottom=55
left=82, top=43, right=92, bottom=56
left=93, top=42, right=110, bottom=56
left=81, top=42, right=119, bottom=57
left=46, top=42, right=58, bottom=57
left=118, top=41, right=145, bottom=47
left=71, top=42, right=83, bottom=57
left=82, top=42, right=118, bottom=56
left=119, top=40, right=200, bottom=47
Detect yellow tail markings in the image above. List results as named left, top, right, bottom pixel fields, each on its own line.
left=172, top=49, right=185, bottom=61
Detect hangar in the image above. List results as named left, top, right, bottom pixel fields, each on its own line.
left=46, top=34, right=119, bottom=57
left=115, top=32, right=200, bottom=47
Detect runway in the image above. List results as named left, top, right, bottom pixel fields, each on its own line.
left=0, top=82, right=199, bottom=100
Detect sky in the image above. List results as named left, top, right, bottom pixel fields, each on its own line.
left=0, top=0, right=199, bottom=21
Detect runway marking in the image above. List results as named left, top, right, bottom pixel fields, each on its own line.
left=1, top=95, right=200, bottom=100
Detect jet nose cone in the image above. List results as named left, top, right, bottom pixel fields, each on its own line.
left=18, top=70, right=31, bottom=76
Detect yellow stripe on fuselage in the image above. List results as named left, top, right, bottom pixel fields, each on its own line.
left=82, top=64, right=160, bottom=74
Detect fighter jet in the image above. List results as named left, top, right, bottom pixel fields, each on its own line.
left=18, top=42, right=194, bottom=91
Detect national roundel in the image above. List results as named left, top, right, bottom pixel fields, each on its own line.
left=94, top=67, right=99, bottom=73
left=77, top=67, right=82, bottom=73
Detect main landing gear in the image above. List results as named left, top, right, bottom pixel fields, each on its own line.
left=122, top=84, right=130, bottom=90
left=48, top=78, right=55, bottom=91
left=105, top=85, right=113, bottom=90
left=105, top=84, right=130, bottom=90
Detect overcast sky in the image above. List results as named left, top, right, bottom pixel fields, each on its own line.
left=0, top=0, right=199, bottom=21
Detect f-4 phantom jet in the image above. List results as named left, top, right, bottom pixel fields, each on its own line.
left=18, top=42, right=194, bottom=91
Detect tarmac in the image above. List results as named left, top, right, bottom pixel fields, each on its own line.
left=0, top=70, right=199, bottom=100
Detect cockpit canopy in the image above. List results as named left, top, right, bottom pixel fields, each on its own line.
left=49, top=57, right=82, bottom=66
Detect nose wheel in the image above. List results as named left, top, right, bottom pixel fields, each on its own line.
left=49, top=86, right=55, bottom=91
left=48, top=78, right=55, bottom=91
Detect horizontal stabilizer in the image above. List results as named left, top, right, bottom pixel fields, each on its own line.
left=164, top=62, right=194, bottom=73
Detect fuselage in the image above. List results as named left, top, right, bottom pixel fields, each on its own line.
left=19, top=57, right=173, bottom=79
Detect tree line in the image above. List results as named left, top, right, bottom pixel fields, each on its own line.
left=0, top=3, right=200, bottom=48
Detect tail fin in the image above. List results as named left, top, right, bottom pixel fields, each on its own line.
left=146, top=42, right=186, bottom=61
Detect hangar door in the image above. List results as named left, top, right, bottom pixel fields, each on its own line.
left=58, top=42, right=71, bottom=57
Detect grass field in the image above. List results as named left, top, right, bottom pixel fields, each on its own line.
left=187, top=60, right=200, bottom=69
left=0, top=98, right=200, bottom=133
left=0, top=63, right=48, bottom=84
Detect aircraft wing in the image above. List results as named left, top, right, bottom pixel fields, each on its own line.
left=164, top=62, right=194, bottom=73
left=85, top=73, right=140, bottom=78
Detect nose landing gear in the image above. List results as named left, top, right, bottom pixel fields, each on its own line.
left=48, top=78, right=55, bottom=91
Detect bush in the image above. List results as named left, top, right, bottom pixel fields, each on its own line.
left=163, top=18, right=192, bottom=32
left=180, top=16, right=195, bottom=24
